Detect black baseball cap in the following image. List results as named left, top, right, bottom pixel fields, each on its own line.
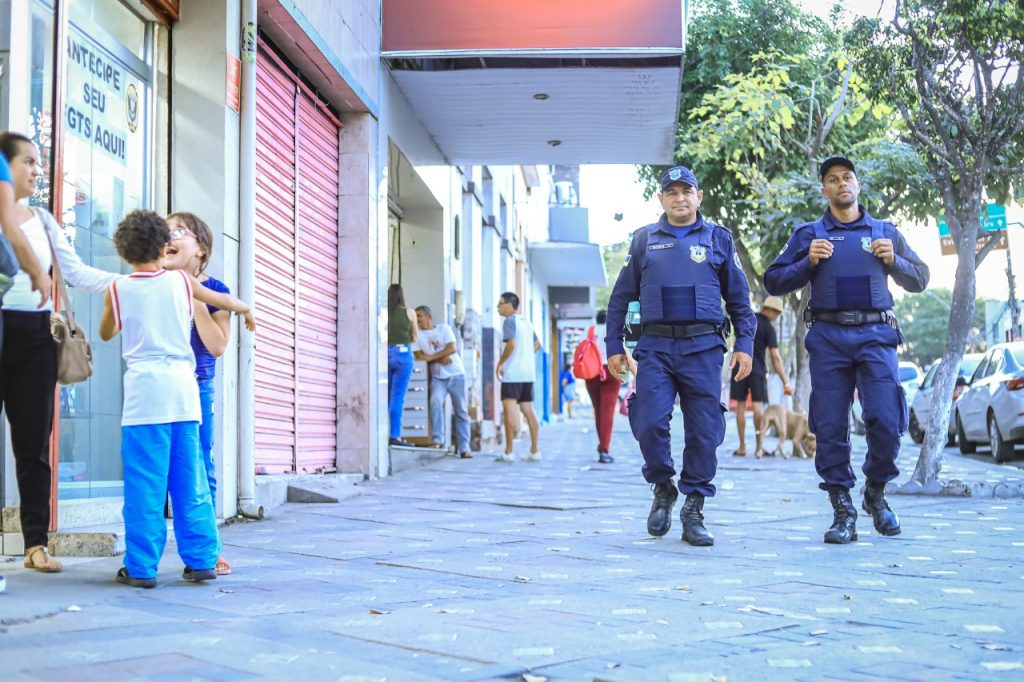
left=660, top=166, right=699, bottom=191
left=819, top=156, right=855, bottom=181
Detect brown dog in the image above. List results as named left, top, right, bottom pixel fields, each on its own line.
left=759, top=403, right=817, bottom=459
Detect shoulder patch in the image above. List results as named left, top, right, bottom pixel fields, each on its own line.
left=623, top=254, right=632, bottom=266
left=733, top=251, right=742, bottom=269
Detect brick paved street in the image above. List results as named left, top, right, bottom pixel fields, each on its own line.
left=2, top=408, right=1023, bottom=681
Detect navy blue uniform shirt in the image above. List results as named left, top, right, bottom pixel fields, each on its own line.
left=763, top=206, right=929, bottom=303
left=606, top=211, right=756, bottom=358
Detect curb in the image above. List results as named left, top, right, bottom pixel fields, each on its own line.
left=892, top=478, right=1024, bottom=498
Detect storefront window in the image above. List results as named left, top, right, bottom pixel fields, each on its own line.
left=58, top=1, right=153, bottom=499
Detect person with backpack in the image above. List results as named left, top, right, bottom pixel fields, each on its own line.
left=576, top=310, right=622, bottom=464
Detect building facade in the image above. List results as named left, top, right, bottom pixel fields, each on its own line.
left=0, top=0, right=684, bottom=554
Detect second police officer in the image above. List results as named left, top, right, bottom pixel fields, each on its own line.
left=764, top=156, right=929, bottom=544
left=606, top=166, right=755, bottom=546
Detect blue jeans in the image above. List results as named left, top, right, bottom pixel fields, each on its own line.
left=387, top=345, right=414, bottom=439
left=197, top=379, right=217, bottom=507
left=122, top=421, right=220, bottom=579
left=429, top=374, right=471, bottom=453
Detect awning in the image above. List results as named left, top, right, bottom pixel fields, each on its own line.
left=529, top=241, right=607, bottom=287
left=382, top=0, right=686, bottom=165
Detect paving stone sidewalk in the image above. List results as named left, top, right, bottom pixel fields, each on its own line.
left=2, top=409, right=1022, bottom=681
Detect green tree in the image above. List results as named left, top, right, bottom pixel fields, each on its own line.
left=850, top=0, right=1024, bottom=484
left=596, top=240, right=631, bottom=311
left=893, top=289, right=987, bottom=367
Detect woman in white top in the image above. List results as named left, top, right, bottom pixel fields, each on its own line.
left=0, top=131, right=118, bottom=572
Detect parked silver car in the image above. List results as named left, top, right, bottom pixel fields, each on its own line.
left=955, top=342, right=1024, bottom=462
left=908, top=353, right=984, bottom=445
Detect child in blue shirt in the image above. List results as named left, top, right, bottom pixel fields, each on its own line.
left=164, top=212, right=234, bottom=576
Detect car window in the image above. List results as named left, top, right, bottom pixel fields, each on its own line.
left=960, top=354, right=983, bottom=378
left=922, top=364, right=938, bottom=389
left=899, top=366, right=919, bottom=383
left=1010, top=347, right=1024, bottom=368
left=989, top=353, right=1005, bottom=376
left=970, top=356, right=990, bottom=383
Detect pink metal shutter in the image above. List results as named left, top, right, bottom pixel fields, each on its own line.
left=254, top=46, right=298, bottom=473
left=294, top=91, right=340, bottom=472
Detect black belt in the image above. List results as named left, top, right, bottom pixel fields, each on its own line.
left=808, top=309, right=890, bottom=326
left=642, top=322, right=720, bottom=339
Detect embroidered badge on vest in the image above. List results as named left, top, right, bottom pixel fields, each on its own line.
left=649, top=242, right=674, bottom=251
left=861, top=236, right=872, bottom=252
left=690, top=245, right=707, bottom=263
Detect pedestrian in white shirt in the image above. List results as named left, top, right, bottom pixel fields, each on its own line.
left=413, top=305, right=473, bottom=458
left=0, top=132, right=118, bottom=573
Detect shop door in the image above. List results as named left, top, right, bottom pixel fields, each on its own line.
left=254, top=42, right=339, bottom=473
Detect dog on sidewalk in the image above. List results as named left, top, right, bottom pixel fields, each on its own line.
left=759, top=403, right=817, bottom=459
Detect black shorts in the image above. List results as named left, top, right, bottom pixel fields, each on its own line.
left=501, top=382, right=534, bottom=403
left=730, top=372, right=768, bottom=403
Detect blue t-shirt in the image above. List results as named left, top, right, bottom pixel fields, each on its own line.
left=191, top=275, right=230, bottom=381
left=0, top=155, right=12, bottom=183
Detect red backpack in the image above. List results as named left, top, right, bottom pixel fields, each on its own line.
left=572, top=325, right=605, bottom=381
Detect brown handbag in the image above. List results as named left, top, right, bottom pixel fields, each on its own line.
left=37, top=208, right=93, bottom=385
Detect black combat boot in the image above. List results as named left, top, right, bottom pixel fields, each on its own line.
left=680, top=493, right=714, bottom=546
left=647, top=481, right=678, bottom=537
left=824, top=488, right=858, bottom=544
left=863, top=481, right=901, bottom=536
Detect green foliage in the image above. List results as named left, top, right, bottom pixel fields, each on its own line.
left=849, top=0, right=1024, bottom=240
left=893, top=289, right=988, bottom=367
left=640, top=0, right=938, bottom=283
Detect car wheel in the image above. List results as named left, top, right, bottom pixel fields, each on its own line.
left=957, top=415, right=976, bottom=454
left=989, top=413, right=1015, bottom=464
left=908, top=411, right=925, bottom=444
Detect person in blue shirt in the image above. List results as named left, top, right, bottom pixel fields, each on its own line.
left=606, top=166, right=755, bottom=546
left=764, top=156, right=929, bottom=544
left=0, top=152, right=51, bottom=314
left=164, top=211, right=233, bottom=576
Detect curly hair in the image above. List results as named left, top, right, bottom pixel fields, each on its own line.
left=167, top=211, right=214, bottom=275
left=113, top=210, right=171, bottom=265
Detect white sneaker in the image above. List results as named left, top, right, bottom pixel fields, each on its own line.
left=495, top=453, right=516, bottom=463
left=524, top=451, right=542, bottom=462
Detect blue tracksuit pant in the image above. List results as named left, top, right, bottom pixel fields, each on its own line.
left=197, top=378, right=217, bottom=507
left=629, top=346, right=726, bottom=497
left=122, top=421, right=220, bottom=579
left=806, top=322, right=908, bottom=491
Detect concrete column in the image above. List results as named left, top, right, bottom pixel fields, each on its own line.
left=171, top=0, right=241, bottom=518
left=337, top=112, right=380, bottom=477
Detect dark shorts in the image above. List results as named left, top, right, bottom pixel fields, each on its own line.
left=501, top=382, right=534, bottom=403
left=730, top=372, right=768, bottom=403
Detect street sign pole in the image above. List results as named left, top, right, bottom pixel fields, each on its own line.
left=1006, top=221, right=1023, bottom=341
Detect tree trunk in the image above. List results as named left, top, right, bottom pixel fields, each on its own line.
left=786, top=287, right=812, bottom=413
left=912, top=203, right=980, bottom=484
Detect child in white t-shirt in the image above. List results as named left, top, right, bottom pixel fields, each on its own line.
left=99, top=210, right=255, bottom=588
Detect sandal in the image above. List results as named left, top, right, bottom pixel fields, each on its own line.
left=732, top=449, right=747, bottom=457
left=116, top=566, right=156, bottom=589
left=215, top=557, right=232, bottom=576
left=24, top=545, right=62, bottom=573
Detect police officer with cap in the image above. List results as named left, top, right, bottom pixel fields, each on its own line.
left=606, top=166, right=755, bottom=546
left=764, top=156, right=929, bottom=544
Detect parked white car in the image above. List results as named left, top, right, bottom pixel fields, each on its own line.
left=908, top=353, right=984, bottom=445
left=955, top=342, right=1024, bottom=463
left=899, top=361, right=924, bottom=401
left=850, top=360, right=925, bottom=436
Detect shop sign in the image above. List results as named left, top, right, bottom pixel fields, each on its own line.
left=65, top=35, right=138, bottom=165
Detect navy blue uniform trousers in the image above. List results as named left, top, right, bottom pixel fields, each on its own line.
left=806, top=322, right=907, bottom=491
left=629, top=346, right=725, bottom=497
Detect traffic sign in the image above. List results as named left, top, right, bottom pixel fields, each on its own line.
left=938, top=204, right=1007, bottom=255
